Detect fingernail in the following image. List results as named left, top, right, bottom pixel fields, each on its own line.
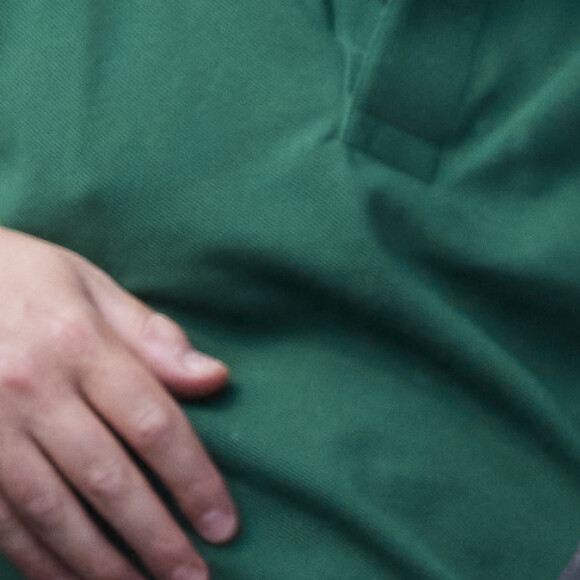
left=171, top=564, right=209, bottom=580
left=182, top=351, right=227, bottom=377
left=200, top=509, right=238, bottom=543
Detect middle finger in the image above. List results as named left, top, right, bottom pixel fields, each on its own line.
left=0, top=434, right=144, bottom=580
left=31, top=400, right=209, bottom=580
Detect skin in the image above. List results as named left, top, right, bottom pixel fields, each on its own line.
left=2, top=225, right=577, bottom=580
left=560, top=543, right=580, bottom=580
left=0, top=226, right=238, bottom=580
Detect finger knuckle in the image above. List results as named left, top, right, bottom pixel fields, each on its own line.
left=0, top=357, right=37, bottom=398
left=44, top=310, right=94, bottom=362
left=85, top=460, right=128, bottom=501
left=131, top=403, right=172, bottom=448
left=18, top=487, right=65, bottom=529
left=141, top=311, right=186, bottom=346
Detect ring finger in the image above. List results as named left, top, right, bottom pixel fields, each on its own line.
left=0, top=435, right=144, bottom=580
left=31, top=400, right=209, bottom=580
left=0, top=489, right=79, bottom=580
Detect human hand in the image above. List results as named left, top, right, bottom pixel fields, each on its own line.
left=0, top=227, right=238, bottom=580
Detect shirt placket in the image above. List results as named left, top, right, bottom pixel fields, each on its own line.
left=342, top=0, right=490, bottom=181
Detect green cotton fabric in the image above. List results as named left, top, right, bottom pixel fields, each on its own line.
left=2, top=1, right=580, bottom=578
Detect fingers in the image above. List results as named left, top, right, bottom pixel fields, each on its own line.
left=0, top=436, right=144, bottom=580
left=0, top=234, right=238, bottom=580
left=0, top=492, right=78, bottom=580
left=81, top=339, right=239, bottom=545
left=30, top=399, right=211, bottom=580
left=74, top=255, right=228, bottom=397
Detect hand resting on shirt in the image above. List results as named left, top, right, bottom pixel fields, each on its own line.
left=0, top=226, right=238, bottom=580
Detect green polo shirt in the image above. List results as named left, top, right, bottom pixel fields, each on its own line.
left=1, top=1, right=580, bottom=578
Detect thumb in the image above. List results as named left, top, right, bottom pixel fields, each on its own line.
left=78, top=256, right=229, bottom=398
